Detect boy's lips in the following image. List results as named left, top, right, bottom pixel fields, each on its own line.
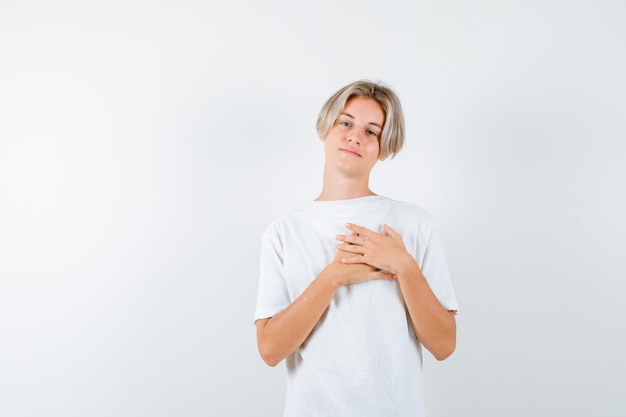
left=340, top=148, right=362, bottom=157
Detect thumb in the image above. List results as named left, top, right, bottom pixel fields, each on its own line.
left=383, top=224, right=399, bottom=238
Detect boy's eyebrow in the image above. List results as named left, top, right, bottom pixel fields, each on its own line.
left=340, top=112, right=382, bottom=129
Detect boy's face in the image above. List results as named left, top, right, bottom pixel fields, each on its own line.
left=322, top=96, right=384, bottom=178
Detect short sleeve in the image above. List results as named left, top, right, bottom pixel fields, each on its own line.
left=254, top=223, right=291, bottom=322
left=420, top=222, right=459, bottom=313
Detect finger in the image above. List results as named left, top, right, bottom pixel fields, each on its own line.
left=336, top=243, right=365, bottom=254
left=383, top=224, right=399, bottom=238
left=345, top=223, right=374, bottom=237
left=336, top=234, right=369, bottom=245
left=334, top=249, right=353, bottom=257
left=333, top=249, right=352, bottom=262
left=340, top=254, right=369, bottom=264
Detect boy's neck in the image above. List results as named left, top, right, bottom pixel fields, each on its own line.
left=315, top=173, right=375, bottom=201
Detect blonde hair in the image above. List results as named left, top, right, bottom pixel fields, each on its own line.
left=316, top=80, right=405, bottom=160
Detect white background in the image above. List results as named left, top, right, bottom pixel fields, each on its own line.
left=1, top=1, right=625, bottom=416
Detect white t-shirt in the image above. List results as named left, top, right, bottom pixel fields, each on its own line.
left=255, top=195, right=458, bottom=417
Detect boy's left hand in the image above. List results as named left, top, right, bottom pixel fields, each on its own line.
left=335, top=223, right=414, bottom=276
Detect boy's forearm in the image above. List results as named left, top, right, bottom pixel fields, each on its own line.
left=395, top=258, right=457, bottom=360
